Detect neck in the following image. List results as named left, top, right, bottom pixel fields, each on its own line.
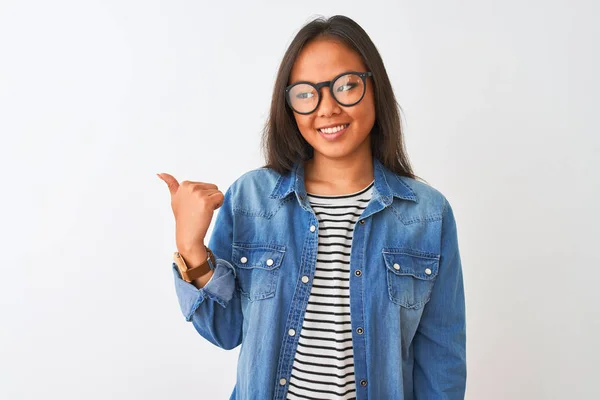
left=304, top=151, right=374, bottom=195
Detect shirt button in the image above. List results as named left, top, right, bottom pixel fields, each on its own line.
left=360, top=379, right=368, bottom=386
left=393, top=263, right=400, bottom=270
left=279, top=378, right=287, bottom=386
left=355, top=270, right=362, bottom=277
left=310, top=225, right=316, bottom=232
left=301, top=275, right=309, bottom=283
left=266, top=258, right=274, bottom=266
left=240, top=257, right=248, bottom=264
left=425, top=268, right=432, bottom=275
left=356, top=327, right=364, bottom=334
left=288, top=329, right=296, bottom=336
left=359, top=220, right=365, bottom=224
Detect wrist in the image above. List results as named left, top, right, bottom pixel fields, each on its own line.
left=177, top=241, right=208, bottom=268
left=178, top=245, right=208, bottom=268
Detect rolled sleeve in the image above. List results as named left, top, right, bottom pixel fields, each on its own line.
left=172, top=258, right=237, bottom=321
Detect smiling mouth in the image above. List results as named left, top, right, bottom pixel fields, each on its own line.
left=317, top=123, right=350, bottom=134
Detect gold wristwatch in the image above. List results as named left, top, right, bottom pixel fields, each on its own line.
left=173, top=247, right=216, bottom=282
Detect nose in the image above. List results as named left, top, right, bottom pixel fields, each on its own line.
left=317, top=87, right=342, bottom=117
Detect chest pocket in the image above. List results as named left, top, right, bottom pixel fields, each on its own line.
left=382, top=249, right=440, bottom=309
left=232, top=243, right=286, bottom=301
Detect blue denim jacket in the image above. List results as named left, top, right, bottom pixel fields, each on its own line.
left=172, top=157, right=466, bottom=399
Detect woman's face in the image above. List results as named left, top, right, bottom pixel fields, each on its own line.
left=289, top=38, right=376, bottom=162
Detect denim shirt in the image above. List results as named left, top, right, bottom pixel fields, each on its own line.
left=172, top=157, right=466, bottom=400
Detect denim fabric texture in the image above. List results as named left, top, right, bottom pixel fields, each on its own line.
left=172, top=157, right=467, bottom=399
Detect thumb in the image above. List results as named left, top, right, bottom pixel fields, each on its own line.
left=157, top=173, right=179, bottom=196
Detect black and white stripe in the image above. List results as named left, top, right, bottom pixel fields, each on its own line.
left=286, top=181, right=374, bottom=400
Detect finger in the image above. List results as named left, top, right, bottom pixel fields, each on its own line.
left=184, top=181, right=218, bottom=190
left=193, top=188, right=222, bottom=200
left=201, top=189, right=222, bottom=197
left=157, top=173, right=179, bottom=196
left=208, top=190, right=225, bottom=209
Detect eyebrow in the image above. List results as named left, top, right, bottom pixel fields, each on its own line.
left=289, top=70, right=357, bottom=85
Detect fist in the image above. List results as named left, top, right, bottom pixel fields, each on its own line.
left=158, top=173, right=224, bottom=258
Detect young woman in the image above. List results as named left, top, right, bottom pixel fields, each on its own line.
left=158, top=15, right=466, bottom=400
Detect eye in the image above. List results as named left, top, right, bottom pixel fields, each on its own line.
left=336, top=82, right=359, bottom=92
left=296, top=92, right=315, bottom=99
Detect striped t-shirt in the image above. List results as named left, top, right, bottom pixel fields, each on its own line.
left=286, top=180, right=374, bottom=400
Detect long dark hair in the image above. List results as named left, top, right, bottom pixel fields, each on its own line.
left=261, top=15, right=421, bottom=182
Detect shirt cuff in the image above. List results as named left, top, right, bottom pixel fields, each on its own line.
left=172, top=259, right=236, bottom=321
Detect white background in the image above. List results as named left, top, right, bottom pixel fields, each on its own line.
left=1, top=0, right=598, bottom=399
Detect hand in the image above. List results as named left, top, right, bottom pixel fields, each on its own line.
left=157, top=173, right=224, bottom=265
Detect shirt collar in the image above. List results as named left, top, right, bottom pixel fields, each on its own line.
left=269, top=157, right=417, bottom=204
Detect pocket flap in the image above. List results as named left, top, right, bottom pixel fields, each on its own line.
left=232, top=243, right=286, bottom=270
left=382, top=249, right=440, bottom=280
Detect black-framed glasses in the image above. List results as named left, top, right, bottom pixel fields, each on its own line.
left=285, top=71, right=373, bottom=115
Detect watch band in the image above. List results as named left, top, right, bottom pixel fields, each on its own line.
left=174, top=247, right=216, bottom=282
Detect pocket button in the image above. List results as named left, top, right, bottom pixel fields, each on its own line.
left=425, top=268, right=432, bottom=275
left=266, top=258, right=274, bottom=266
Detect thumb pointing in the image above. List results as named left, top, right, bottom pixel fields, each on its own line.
left=157, top=173, right=179, bottom=196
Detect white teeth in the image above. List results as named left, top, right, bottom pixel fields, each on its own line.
left=318, top=124, right=348, bottom=134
